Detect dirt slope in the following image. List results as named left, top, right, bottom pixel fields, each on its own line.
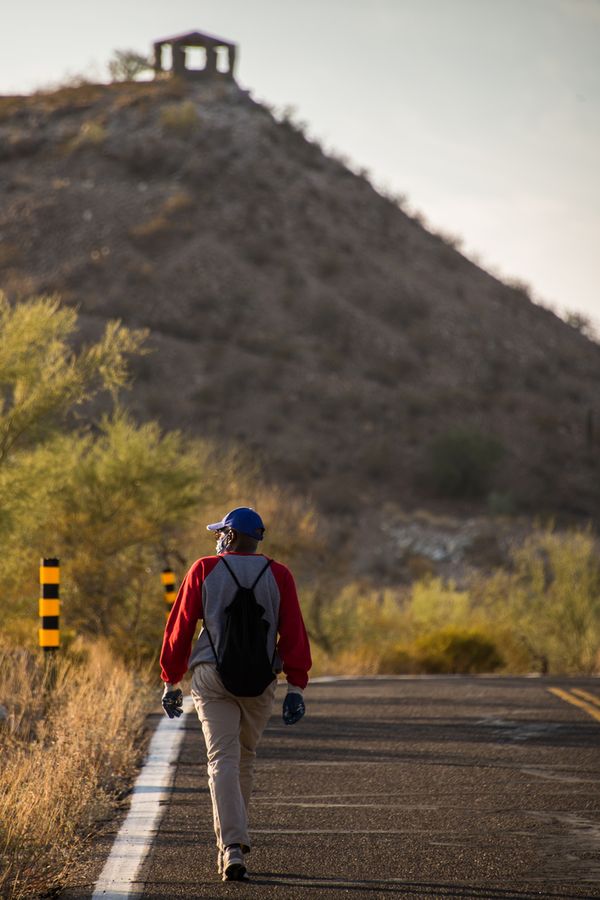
left=1, top=78, right=599, bottom=519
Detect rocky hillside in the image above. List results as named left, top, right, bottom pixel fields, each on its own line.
left=1, top=78, right=599, bottom=523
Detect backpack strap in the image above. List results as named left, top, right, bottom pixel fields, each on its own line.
left=219, top=555, right=242, bottom=588
left=204, top=621, right=219, bottom=665
left=219, top=555, right=272, bottom=589
left=251, top=558, right=272, bottom=589
left=247, top=558, right=276, bottom=667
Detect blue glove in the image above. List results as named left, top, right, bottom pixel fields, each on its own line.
left=162, top=687, right=183, bottom=719
left=283, top=692, right=305, bottom=725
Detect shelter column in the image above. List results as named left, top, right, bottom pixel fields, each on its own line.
left=173, top=43, right=186, bottom=77
left=153, top=42, right=163, bottom=73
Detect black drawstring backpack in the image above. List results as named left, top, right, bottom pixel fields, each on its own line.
left=204, top=556, right=277, bottom=697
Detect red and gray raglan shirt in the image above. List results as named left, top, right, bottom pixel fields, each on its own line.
left=160, top=552, right=312, bottom=690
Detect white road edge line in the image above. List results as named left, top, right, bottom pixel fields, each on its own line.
left=92, top=696, right=193, bottom=900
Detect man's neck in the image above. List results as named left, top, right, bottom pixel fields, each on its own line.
left=227, top=539, right=259, bottom=554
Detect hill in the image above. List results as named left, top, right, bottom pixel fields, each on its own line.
left=1, top=77, right=599, bottom=532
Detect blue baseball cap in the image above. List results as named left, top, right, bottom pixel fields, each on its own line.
left=206, top=507, right=265, bottom=541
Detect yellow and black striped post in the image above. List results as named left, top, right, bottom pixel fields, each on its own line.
left=161, top=568, right=176, bottom=620
left=39, top=557, right=60, bottom=651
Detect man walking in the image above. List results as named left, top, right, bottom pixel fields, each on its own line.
left=160, top=507, right=311, bottom=882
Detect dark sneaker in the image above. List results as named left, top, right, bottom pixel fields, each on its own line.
left=222, top=845, right=248, bottom=882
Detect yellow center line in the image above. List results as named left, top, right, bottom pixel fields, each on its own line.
left=571, top=687, right=600, bottom=709
left=548, top=687, right=600, bottom=724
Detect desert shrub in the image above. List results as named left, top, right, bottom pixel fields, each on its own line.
left=107, top=132, right=187, bottom=175
left=413, top=626, right=503, bottom=674
left=436, top=229, right=465, bottom=251
left=506, top=277, right=534, bottom=301
left=302, top=584, right=408, bottom=671
left=304, top=578, right=501, bottom=675
left=0, top=131, right=45, bottom=162
left=564, top=311, right=598, bottom=342
left=302, top=525, right=600, bottom=676
left=378, top=643, right=417, bottom=674
left=428, top=427, right=504, bottom=498
left=330, top=644, right=393, bottom=676
left=481, top=525, right=600, bottom=674
left=160, top=100, right=200, bottom=137
left=65, top=119, right=107, bottom=153
left=405, top=577, right=472, bottom=632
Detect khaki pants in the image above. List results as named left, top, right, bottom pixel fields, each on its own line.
left=191, top=663, right=276, bottom=852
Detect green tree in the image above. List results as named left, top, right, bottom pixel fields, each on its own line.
left=52, top=412, right=205, bottom=640
left=0, top=293, right=146, bottom=464
left=0, top=295, right=209, bottom=653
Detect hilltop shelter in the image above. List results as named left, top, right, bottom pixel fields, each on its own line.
left=153, top=31, right=237, bottom=82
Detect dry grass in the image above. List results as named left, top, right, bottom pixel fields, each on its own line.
left=63, top=119, right=107, bottom=155
left=0, top=83, right=107, bottom=123
left=160, top=100, right=200, bottom=137
left=0, top=641, right=152, bottom=899
left=33, top=83, right=109, bottom=112
left=129, top=191, right=195, bottom=243
left=0, top=97, right=29, bottom=123
left=129, top=214, right=171, bottom=241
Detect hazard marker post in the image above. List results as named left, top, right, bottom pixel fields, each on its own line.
left=39, top=557, right=60, bottom=651
left=161, top=568, right=177, bottom=621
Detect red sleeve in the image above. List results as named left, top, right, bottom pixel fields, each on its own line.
left=160, top=560, right=205, bottom=684
left=271, top=562, right=312, bottom=689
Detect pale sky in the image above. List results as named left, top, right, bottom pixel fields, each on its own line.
left=2, top=0, right=599, bottom=326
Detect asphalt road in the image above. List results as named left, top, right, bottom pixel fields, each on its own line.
left=74, top=676, right=600, bottom=900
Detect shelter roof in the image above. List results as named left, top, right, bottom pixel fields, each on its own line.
left=153, top=30, right=236, bottom=49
